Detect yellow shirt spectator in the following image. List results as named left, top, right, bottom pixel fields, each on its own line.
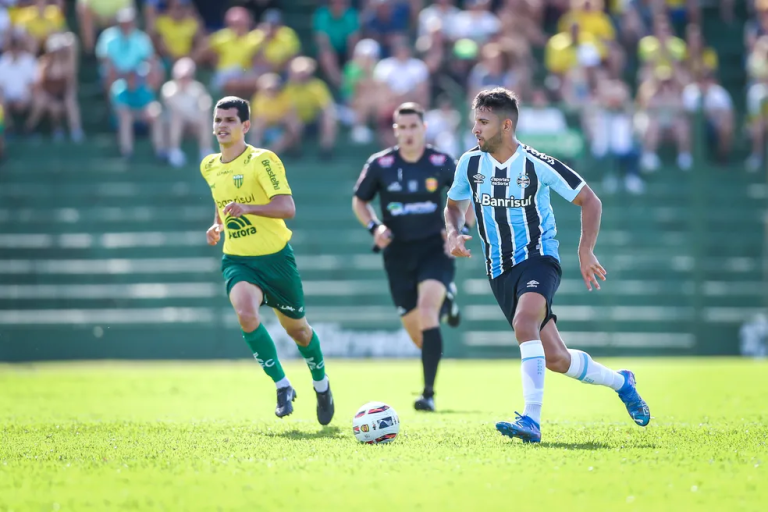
left=557, top=10, right=615, bottom=41
left=209, top=29, right=260, bottom=71
left=545, top=31, right=605, bottom=74
left=14, top=5, right=66, bottom=44
left=76, top=0, right=133, bottom=19
left=252, top=26, right=300, bottom=70
left=638, top=35, right=687, bottom=68
left=283, top=78, right=332, bottom=123
left=155, top=15, right=199, bottom=59
left=250, top=90, right=293, bottom=126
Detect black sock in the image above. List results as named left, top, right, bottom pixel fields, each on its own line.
left=421, top=327, right=443, bottom=398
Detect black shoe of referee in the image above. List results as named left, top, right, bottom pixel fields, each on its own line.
left=441, top=282, right=461, bottom=328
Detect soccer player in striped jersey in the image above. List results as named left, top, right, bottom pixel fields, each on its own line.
left=444, top=87, right=650, bottom=443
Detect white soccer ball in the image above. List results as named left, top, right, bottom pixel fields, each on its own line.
left=352, top=401, right=400, bottom=444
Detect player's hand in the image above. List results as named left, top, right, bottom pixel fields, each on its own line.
left=373, top=224, right=393, bottom=249
left=223, top=202, right=249, bottom=218
left=579, top=249, right=607, bottom=291
left=448, top=233, right=472, bottom=258
left=206, top=224, right=223, bottom=245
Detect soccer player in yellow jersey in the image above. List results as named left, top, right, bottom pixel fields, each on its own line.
left=200, top=96, right=334, bottom=424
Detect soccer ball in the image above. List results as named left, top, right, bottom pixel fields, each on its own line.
left=352, top=401, right=400, bottom=444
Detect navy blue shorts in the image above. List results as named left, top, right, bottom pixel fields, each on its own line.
left=488, top=256, right=562, bottom=330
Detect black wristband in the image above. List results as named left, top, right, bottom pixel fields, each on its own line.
left=367, top=221, right=380, bottom=234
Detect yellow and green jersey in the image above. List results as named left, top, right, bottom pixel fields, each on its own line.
left=200, top=145, right=293, bottom=256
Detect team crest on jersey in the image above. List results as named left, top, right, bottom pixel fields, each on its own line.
left=517, top=173, right=530, bottom=188
left=430, top=154, right=446, bottom=166
left=473, top=173, right=486, bottom=184
left=233, top=174, right=244, bottom=188
left=378, top=155, right=395, bottom=168
left=425, top=177, right=438, bottom=192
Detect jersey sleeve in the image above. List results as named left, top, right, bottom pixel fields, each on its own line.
left=255, top=151, right=292, bottom=198
left=353, top=156, right=380, bottom=201
left=446, top=154, right=472, bottom=201
left=442, top=154, right=457, bottom=188
left=534, top=154, right=586, bottom=203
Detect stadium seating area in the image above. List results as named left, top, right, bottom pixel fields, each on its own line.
left=0, top=0, right=766, bottom=360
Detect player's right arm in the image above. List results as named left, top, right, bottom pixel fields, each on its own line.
left=352, top=156, right=391, bottom=249
left=207, top=205, right=223, bottom=246
left=444, top=155, right=473, bottom=258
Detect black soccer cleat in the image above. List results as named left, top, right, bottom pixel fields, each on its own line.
left=441, top=282, right=461, bottom=328
left=275, top=386, right=297, bottom=418
left=414, top=394, right=436, bottom=412
left=315, top=383, right=335, bottom=426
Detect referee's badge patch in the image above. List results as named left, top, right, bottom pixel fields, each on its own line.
left=378, top=155, right=395, bottom=167
left=430, top=154, right=446, bottom=166
left=517, top=173, right=530, bottom=188
left=426, top=177, right=438, bottom=192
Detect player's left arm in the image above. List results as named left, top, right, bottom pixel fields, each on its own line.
left=537, top=155, right=606, bottom=291
left=223, top=152, right=296, bottom=219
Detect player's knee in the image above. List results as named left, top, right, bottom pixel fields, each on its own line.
left=416, top=303, right=440, bottom=329
left=512, top=312, right=541, bottom=341
left=287, top=325, right=313, bottom=346
left=234, top=307, right=261, bottom=331
left=546, top=350, right=570, bottom=373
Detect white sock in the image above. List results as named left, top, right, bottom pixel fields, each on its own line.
left=275, top=376, right=291, bottom=389
left=520, top=340, right=545, bottom=424
left=313, top=376, right=329, bottom=393
left=565, top=349, right=625, bottom=391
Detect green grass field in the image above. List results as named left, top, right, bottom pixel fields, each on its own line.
left=1, top=358, right=766, bottom=511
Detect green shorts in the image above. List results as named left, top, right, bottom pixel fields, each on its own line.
left=221, top=244, right=306, bottom=319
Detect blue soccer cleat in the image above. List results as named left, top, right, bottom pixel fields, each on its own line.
left=496, top=412, right=541, bottom=443
left=617, top=370, right=651, bottom=427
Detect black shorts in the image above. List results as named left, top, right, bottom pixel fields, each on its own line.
left=489, top=256, right=562, bottom=330
left=382, top=234, right=455, bottom=316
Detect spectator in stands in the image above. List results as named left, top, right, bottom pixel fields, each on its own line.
left=151, top=0, right=202, bottom=69
left=557, top=0, right=622, bottom=77
left=283, top=56, right=337, bottom=160
left=0, top=32, right=37, bottom=134
left=0, top=4, right=10, bottom=53
left=585, top=79, right=643, bottom=194
left=425, top=94, right=461, bottom=157
left=545, top=20, right=604, bottom=82
left=24, top=32, right=84, bottom=142
left=362, top=0, right=410, bottom=56
left=314, top=0, right=360, bottom=88
left=447, top=0, right=501, bottom=44
left=77, top=0, right=135, bottom=53
left=344, top=38, right=383, bottom=145
left=498, top=0, right=546, bottom=48
left=637, top=14, right=686, bottom=83
left=681, top=71, right=733, bottom=164
left=251, top=9, right=301, bottom=75
left=467, top=42, right=531, bottom=105
left=636, top=66, right=692, bottom=171
left=160, top=57, right=213, bottom=168
left=746, top=37, right=768, bottom=170
left=607, top=0, right=650, bottom=48
left=249, top=73, right=300, bottom=155
left=517, top=89, right=569, bottom=137
left=745, top=0, right=768, bottom=52
left=110, top=66, right=164, bottom=159
left=684, top=23, right=718, bottom=82
left=12, top=0, right=66, bottom=55
left=96, top=7, right=160, bottom=91
left=196, top=6, right=259, bottom=96
left=417, top=0, right=459, bottom=39
left=373, top=36, right=429, bottom=146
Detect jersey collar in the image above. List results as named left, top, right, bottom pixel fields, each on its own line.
left=487, top=143, right=523, bottom=169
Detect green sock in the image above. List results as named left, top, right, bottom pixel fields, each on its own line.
left=296, top=330, right=326, bottom=382
left=242, top=324, right=286, bottom=383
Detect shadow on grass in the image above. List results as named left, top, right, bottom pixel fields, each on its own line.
left=260, top=425, right=345, bottom=440
left=434, top=409, right=485, bottom=415
left=540, top=441, right=658, bottom=450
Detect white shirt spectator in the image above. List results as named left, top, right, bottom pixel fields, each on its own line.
left=162, top=80, right=212, bottom=118
left=0, top=50, right=37, bottom=102
left=682, top=82, right=733, bottom=113
left=747, top=82, right=768, bottom=116
left=589, top=111, right=635, bottom=157
left=517, top=107, right=567, bottom=135
left=418, top=3, right=460, bottom=38
left=373, top=57, right=428, bottom=96
left=445, top=10, right=500, bottom=43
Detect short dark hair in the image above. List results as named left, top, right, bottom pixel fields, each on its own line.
left=393, top=102, right=425, bottom=122
left=472, top=88, right=519, bottom=128
left=215, top=96, right=250, bottom=122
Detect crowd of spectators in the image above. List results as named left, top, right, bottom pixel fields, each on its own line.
left=0, top=0, right=764, bottom=184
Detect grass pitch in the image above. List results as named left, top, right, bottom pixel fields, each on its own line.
left=1, top=358, right=766, bottom=511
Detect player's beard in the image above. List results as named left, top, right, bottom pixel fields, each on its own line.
left=479, top=131, right=502, bottom=153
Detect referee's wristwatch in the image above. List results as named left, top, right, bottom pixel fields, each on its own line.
left=367, top=220, right=381, bottom=235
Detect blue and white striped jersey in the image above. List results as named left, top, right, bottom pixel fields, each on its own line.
left=447, top=143, right=586, bottom=279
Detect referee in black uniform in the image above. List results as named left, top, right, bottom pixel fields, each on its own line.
left=352, top=102, right=475, bottom=412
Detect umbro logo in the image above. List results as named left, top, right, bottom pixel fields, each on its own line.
left=526, top=280, right=539, bottom=288
left=472, top=173, right=485, bottom=183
